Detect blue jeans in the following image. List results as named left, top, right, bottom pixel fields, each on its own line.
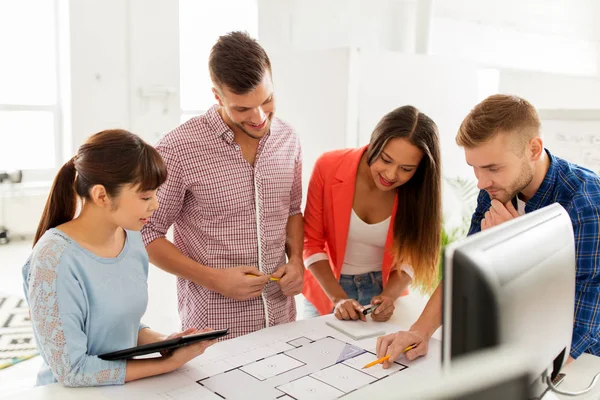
left=303, top=271, right=383, bottom=319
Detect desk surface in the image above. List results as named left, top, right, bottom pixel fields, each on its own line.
left=551, top=353, right=600, bottom=400
left=1, top=294, right=598, bottom=400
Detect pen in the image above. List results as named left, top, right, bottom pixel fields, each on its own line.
left=245, top=273, right=280, bottom=281
left=362, top=344, right=417, bottom=369
left=362, top=303, right=381, bottom=316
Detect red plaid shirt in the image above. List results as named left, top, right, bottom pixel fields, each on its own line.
left=141, top=105, right=302, bottom=338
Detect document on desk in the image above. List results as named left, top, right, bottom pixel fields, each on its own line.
left=100, top=316, right=441, bottom=400
left=325, top=318, right=387, bottom=340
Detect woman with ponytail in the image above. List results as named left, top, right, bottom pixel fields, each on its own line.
left=23, top=130, right=216, bottom=387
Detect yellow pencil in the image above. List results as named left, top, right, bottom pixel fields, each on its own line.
left=245, top=273, right=280, bottom=281
left=362, top=344, right=417, bottom=369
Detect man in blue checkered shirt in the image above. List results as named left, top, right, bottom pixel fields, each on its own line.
left=459, top=94, right=600, bottom=363
left=376, top=94, right=599, bottom=367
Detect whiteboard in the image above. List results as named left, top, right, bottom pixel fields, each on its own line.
left=539, top=110, right=600, bottom=174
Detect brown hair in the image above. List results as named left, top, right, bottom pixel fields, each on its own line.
left=366, top=106, right=442, bottom=292
left=33, top=129, right=167, bottom=246
left=456, top=94, right=541, bottom=149
left=208, top=31, right=272, bottom=95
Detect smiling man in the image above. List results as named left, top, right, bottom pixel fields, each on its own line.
left=375, top=94, right=600, bottom=367
left=141, top=32, right=304, bottom=339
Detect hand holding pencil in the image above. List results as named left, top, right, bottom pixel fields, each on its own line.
left=269, top=261, right=305, bottom=297
left=375, top=330, right=430, bottom=369
left=213, top=266, right=270, bottom=301
left=245, top=273, right=280, bottom=281
left=362, top=344, right=417, bottom=369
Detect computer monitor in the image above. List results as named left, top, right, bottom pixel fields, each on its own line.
left=442, top=203, right=576, bottom=385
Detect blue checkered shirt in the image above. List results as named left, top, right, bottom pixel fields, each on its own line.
left=468, top=149, right=600, bottom=359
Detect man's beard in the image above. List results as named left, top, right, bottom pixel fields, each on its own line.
left=489, top=166, right=533, bottom=204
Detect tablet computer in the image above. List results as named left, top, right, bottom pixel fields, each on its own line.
left=98, top=328, right=229, bottom=360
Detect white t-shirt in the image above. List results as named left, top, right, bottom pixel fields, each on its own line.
left=339, top=210, right=414, bottom=278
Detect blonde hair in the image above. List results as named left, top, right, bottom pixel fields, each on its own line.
left=456, top=94, right=541, bottom=152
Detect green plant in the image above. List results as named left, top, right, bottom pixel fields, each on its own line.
left=437, top=177, right=479, bottom=281
left=445, top=176, right=480, bottom=220
left=437, top=219, right=469, bottom=281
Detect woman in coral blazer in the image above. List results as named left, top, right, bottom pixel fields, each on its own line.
left=303, top=105, right=442, bottom=321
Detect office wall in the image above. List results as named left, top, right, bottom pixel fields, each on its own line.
left=357, top=52, right=477, bottom=179
left=68, top=0, right=130, bottom=149
left=269, top=48, right=358, bottom=203
left=259, top=0, right=418, bottom=53
left=500, top=70, right=600, bottom=109
left=69, top=0, right=180, bottom=151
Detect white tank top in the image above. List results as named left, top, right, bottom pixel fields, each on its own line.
left=340, top=209, right=390, bottom=275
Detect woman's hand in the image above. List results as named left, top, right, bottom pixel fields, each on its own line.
left=370, top=295, right=395, bottom=322
left=163, top=328, right=217, bottom=371
left=159, top=327, right=196, bottom=357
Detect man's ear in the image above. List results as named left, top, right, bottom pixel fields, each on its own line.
left=212, top=87, right=224, bottom=107
left=529, top=137, right=544, bottom=161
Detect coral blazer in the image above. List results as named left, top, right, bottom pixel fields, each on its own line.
left=302, top=146, right=405, bottom=315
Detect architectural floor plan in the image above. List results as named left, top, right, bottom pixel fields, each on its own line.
left=100, top=317, right=441, bottom=400
left=195, top=336, right=408, bottom=399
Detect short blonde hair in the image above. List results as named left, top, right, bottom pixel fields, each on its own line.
left=456, top=94, right=541, bottom=150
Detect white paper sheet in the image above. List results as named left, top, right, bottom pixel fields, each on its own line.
left=241, top=353, right=305, bottom=380
left=310, top=363, right=377, bottom=393
left=200, top=368, right=285, bottom=399
left=287, top=336, right=313, bottom=347
left=277, top=376, right=345, bottom=400
left=158, top=384, right=223, bottom=400
left=325, top=319, right=387, bottom=340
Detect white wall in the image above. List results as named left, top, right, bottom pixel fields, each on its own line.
left=431, top=16, right=598, bottom=76
left=69, top=0, right=180, bottom=151
left=357, top=52, right=477, bottom=179
left=128, top=0, right=181, bottom=145
left=68, top=0, right=130, bottom=149
left=434, top=0, right=600, bottom=42
left=260, top=0, right=419, bottom=53
left=500, top=70, right=600, bottom=109
left=270, top=48, right=358, bottom=203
